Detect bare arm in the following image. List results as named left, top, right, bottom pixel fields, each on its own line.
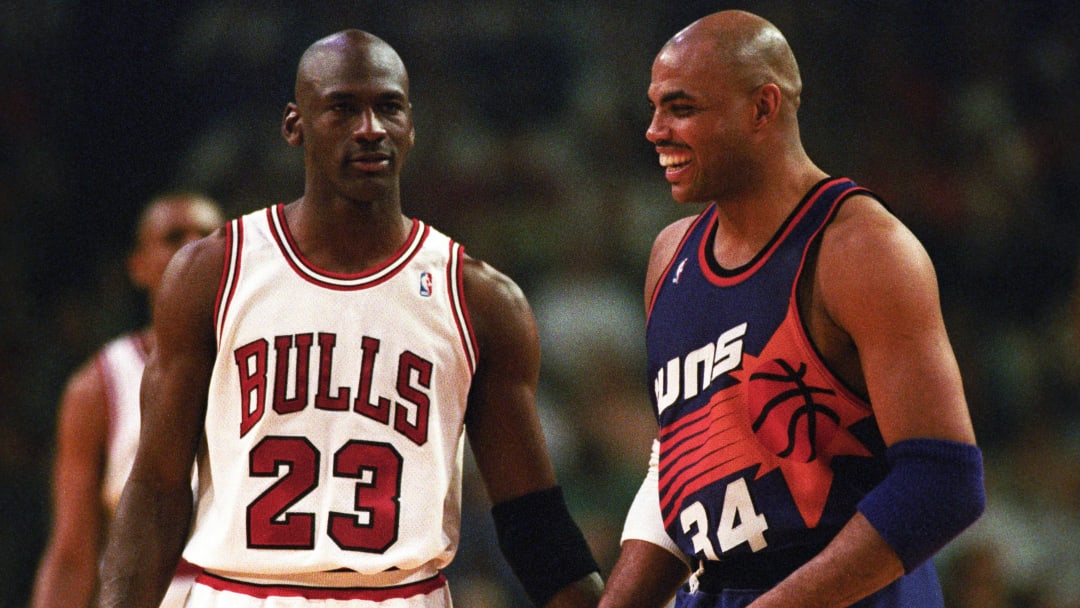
left=600, top=217, right=698, bottom=608
left=824, top=199, right=975, bottom=445
left=461, top=256, right=603, bottom=607
left=600, top=540, right=688, bottom=608
left=748, top=196, right=978, bottom=607
left=31, top=363, right=111, bottom=608
left=642, top=217, right=698, bottom=314
left=98, top=232, right=225, bottom=608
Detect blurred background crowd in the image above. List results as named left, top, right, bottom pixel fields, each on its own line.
left=2, top=1, right=1077, bottom=606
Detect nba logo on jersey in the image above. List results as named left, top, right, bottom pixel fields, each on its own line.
left=419, top=271, right=433, bottom=297
left=673, top=258, right=688, bottom=284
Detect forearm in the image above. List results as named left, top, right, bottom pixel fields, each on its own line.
left=98, top=479, right=192, bottom=608
left=599, top=540, right=689, bottom=608
left=491, top=487, right=602, bottom=607
left=31, top=549, right=98, bottom=608
left=543, top=573, right=605, bottom=608
left=748, top=513, right=902, bottom=608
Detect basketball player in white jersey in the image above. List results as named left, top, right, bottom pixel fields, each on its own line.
left=99, top=30, right=604, bottom=608
left=31, top=193, right=225, bottom=608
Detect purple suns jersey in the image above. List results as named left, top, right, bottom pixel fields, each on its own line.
left=647, top=178, right=947, bottom=605
left=647, top=177, right=888, bottom=562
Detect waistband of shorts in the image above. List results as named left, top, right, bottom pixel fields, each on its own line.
left=196, top=567, right=446, bottom=600
left=695, top=544, right=824, bottom=592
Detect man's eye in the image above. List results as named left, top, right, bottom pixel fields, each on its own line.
left=163, top=230, right=187, bottom=245
left=670, top=105, right=696, bottom=117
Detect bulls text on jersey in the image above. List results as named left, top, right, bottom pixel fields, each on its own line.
left=233, top=332, right=433, bottom=445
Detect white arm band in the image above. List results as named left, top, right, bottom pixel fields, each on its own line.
left=620, top=439, right=691, bottom=567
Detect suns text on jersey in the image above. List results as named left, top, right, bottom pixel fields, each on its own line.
left=654, top=322, right=747, bottom=415
left=232, top=332, right=432, bottom=445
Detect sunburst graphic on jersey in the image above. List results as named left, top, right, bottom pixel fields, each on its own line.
left=659, top=349, right=873, bottom=530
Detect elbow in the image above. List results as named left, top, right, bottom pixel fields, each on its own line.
left=858, top=438, right=985, bottom=572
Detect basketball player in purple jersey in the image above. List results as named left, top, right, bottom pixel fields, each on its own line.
left=99, top=30, right=602, bottom=608
left=599, top=11, right=984, bottom=608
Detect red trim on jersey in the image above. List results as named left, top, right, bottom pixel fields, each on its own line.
left=194, top=571, right=447, bottom=601
left=697, top=177, right=852, bottom=287
left=174, top=558, right=202, bottom=578
left=446, top=242, right=478, bottom=374
left=786, top=184, right=869, bottom=308
left=266, top=204, right=428, bottom=291
left=646, top=208, right=717, bottom=321
left=215, top=217, right=243, bottom=345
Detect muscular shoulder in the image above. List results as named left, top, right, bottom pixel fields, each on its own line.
left=645, top=215, right=699, bottom=309
left=154, top=227, right=230, bottom=345
left=56, top=352, right=111, bottom=449
left=459, top=255, right=537, bottom=351
left=168, top=226, right=229, bottom=285
left=654, top=216, right=698, bottom=256
left=63, top=352, right=110, bottom=407
left=822, top=195, right=933, bottom=281
left=816, top=194, right=940, bottom=333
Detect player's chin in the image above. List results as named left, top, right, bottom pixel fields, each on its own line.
left=670, top=186, right=707, bottom=204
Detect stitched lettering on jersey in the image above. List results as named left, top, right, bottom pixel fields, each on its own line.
left=234, top=332, right=432, bottom=445
left=659, top=325, right=875, bottom=536
left=654, top=322, right=747, bottom=416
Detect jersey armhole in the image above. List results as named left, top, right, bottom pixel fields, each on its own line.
left=447, top=241, right=478, bottom=374
left=214, top=217, right=244, bottom=346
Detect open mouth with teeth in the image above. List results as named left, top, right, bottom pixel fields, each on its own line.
left=659, top=152, right=692, bottom=181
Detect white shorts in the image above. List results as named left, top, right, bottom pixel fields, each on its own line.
left=185, top=570, right=452, bottom=608
left=161, top=574, right=196, bottom=608
left=160, top=561, right=200, bottom=608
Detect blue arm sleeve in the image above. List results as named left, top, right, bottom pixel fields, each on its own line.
left=857, top=438, right=986, bottom=572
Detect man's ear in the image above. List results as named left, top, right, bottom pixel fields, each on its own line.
left=752, top=83, right=782, bottom=129
left=127, top=246, right=151, bottom=291
left=282, top=102, right=303, bottom=147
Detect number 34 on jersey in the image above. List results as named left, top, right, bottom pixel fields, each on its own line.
left=681, top=477, right=769, bottom=560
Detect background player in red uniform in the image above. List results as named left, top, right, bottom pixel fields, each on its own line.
left=98, top=29, right=602, bottom=608
left=600, top=10, right=984, bottom=608
left=31, top=193, right=225, bottom=608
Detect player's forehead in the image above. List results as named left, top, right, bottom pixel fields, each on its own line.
left=648, top=40, right=725, bottom=104
left=303, top=42, right=409, bottom=102
left=142, top=199, right=221, bottom=240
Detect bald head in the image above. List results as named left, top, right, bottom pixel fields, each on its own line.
left=133, top=192, right=222, bottom=248
left=129, top=193, right=224, bottom=296
left=294, top=29, right=409, bottom=106
left=665, top=10, right=802, bottom=109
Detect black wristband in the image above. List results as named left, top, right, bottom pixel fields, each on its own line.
left=491, top=486, right=599, bottom=606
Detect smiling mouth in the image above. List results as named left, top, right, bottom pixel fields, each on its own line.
left=659, top=152, right=691, bottom=170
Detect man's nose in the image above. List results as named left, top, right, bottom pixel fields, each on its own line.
left=353, top=107, right=386, bottom=141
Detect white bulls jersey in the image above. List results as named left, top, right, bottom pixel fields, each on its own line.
left=183, top=204, right=478, bottom=577
left=98, top=333, right=149, bottom=515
